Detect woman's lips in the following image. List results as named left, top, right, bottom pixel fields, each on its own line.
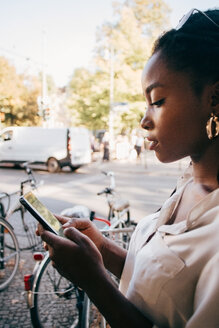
left=147, top=138, right=158, bottom=150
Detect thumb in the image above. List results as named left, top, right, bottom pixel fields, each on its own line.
left=63, top=218, right=90, bottom=230
left=55, top=215, right=69, bottom=225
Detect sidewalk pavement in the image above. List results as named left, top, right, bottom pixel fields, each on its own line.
left=92, top=150, right=190, bottom=174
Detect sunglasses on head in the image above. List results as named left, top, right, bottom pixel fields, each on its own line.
left=176, top=8, right=219, bottom=30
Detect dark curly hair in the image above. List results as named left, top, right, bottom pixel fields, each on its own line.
left=151, top=9, right=219, bottom=95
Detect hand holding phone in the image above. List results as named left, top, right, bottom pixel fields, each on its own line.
left=20, top=191, right=64, bottom=236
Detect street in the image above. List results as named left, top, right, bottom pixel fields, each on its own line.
left=0, top=152, right=190, bottom=327
left=0, top=152, right=190, bottom=221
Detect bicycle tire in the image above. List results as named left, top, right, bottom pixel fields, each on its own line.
left=0, top=218, right=20, bottom=291
left=81, top=294, right=106, bottom=328
left=30, top=254, right=84, bottom=328
left=6, top=205, right=42, bottom=251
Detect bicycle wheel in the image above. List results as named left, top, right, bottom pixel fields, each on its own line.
left=30, top=254, right=84, bottom=328
left=0, top=218, right=20, bottom=291
left=81, top=294, right=106, bottom=328
left=6, top=205, right=42, bottom=251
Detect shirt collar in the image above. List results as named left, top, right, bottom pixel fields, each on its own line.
left=156, top=183, right=219, bottom=235
left=155, top=178, right=192, bottom=229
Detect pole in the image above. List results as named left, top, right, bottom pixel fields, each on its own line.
left=109, top=44, right=114, bottom=156
left=41, top=30, right=48, bottom=126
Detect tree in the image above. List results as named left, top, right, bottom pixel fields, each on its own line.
left=95, top=0, right=170, bottom=104
left=0, top=56, right=25, bottom=125
left=0, top=56, right=41, bottom=126
left=67, top=0, right=170, bottom=132
left=67, top=68, right=110, bottom=130
left=18, top=75, right=42, bottom=126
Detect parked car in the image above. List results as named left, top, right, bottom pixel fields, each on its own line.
left=0, top=126, right=91, bottom=172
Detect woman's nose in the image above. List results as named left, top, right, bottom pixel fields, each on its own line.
left=141, top=109, right=153, bottom=130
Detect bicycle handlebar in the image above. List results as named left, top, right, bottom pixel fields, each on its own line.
left=101, top=170, right=114, bottom=177
left=0, top=163, right=43, bottom=217
left=20, top=164, right=44, bottom=195
left=89, top=211, right=111, bottom=227
left=97, top=187, right=113, bottom=196
left=0, top=192, right=9, bottom=199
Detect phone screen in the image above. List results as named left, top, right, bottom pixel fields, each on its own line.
left=20, top=191, right=63, bottom=235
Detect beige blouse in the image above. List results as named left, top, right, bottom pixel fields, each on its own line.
left=120, top=178, right=219, bottom=327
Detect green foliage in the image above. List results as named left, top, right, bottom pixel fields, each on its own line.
left=0, top=56, right=41, bottom=127
left=18, top=76, right=42, bottom=126
left=67, top=68, right=110, bottom=130
left=114, top=101, right=145, bottom=134
left=67, top=0, right=170, bottom=132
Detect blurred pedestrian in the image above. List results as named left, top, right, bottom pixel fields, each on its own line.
left=102, top=132, right=110, bottom=161
left=134, top=133, right=144, bottom=158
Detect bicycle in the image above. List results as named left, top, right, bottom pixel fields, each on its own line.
left=24, top=170, right=136, bottom=328
left=0, top=164, right=43, bottom=291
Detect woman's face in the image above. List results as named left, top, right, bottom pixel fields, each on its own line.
left=141, top=51, right=210, bottom=163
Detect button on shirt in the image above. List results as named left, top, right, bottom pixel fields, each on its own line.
left=119, top=179, right=219, bottom=328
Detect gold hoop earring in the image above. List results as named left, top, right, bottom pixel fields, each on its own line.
left=206, top=113, right=219, bottom=139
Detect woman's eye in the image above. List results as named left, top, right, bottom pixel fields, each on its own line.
left=150, top=98, right=165, bottom=107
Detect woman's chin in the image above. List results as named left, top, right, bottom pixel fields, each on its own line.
left=154, top=151, right=181, bottom=164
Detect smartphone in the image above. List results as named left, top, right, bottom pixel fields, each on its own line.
left=20, top=191, right=64, bottom=236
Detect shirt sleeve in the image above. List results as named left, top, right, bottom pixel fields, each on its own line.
left=186, top=252, right=219, bottom=328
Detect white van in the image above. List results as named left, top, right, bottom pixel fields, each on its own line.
left=0, top=127, right=91, bottom=172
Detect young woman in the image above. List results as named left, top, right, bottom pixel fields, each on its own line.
left=38, top=9, right=219, bottom=327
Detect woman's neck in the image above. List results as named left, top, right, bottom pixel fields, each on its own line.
left=191, top=140, right=219, bottom=191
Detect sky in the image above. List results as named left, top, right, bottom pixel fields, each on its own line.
left=0, top=0, right=218, bottom=87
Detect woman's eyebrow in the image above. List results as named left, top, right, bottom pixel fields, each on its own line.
left=146, top=82, right=164, bottom=94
